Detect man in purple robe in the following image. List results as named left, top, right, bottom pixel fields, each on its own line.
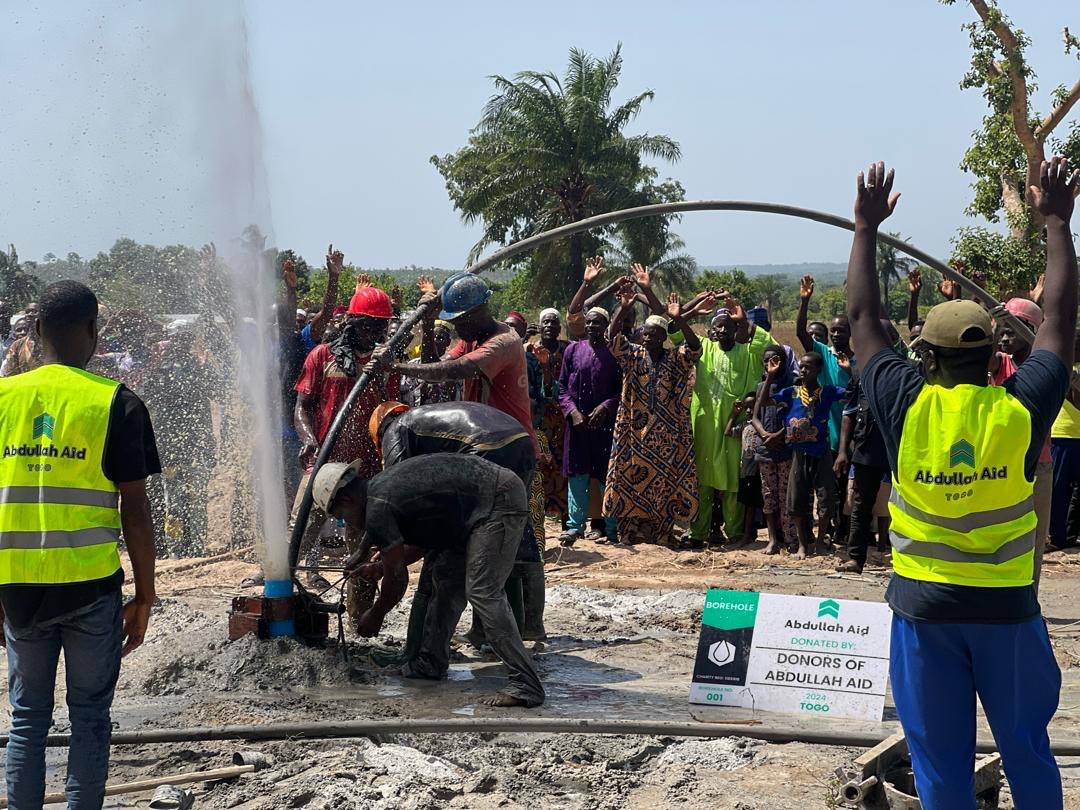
left=556, top=307, right=622, bottom=545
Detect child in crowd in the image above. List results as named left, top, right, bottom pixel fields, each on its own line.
left=724, top=392, right=762, bottom=547
left=752, top=345, right=796, bottom=555
left=753, top=351, right=848, bottom=559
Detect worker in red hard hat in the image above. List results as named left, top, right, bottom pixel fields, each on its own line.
left=293, top=264, right=400, bottom=589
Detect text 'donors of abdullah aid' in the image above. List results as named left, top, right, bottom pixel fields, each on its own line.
left=689, top=588, right=892, bottom=721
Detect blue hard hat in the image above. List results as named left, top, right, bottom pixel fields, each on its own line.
left=439, top=273, right=493, bottom=320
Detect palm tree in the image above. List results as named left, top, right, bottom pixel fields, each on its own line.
left=876, top=233, right=917, bottom=312
left=604, top=230, right=697, bottom=297
left=431, top=45, right=680, bottom=301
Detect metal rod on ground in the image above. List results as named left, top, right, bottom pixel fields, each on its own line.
left=6, top=718, right=1080, bottom=756
left=287, top=200, right=1036, bottom=579
left=0, top=764, right=254, bottom=807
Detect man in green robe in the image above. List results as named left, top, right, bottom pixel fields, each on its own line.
left=683, top=298, right=771, bottom=545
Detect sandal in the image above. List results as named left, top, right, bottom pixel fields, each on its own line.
left=558, top=530, right=582, bottom=548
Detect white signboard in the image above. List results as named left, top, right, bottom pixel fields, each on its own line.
left=689, top=589, right=892, bottom=721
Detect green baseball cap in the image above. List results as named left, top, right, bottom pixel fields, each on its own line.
left=912, top=299, right=993, bottom=349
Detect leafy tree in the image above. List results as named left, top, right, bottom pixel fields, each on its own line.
left=943, top=0, right=1080, bottom=289
left=876, top=233, right=918, bottom=312
left=431, top=45, right=681, bottom=302
left=698, top=268, right=755, bottom=304
left=949, top=225, right=1044, bottom=296
left=0, top=245, right=43, bottom=308
left=748, top=274, right=789, bottom=321
left=813, top=284, right=849, bottom=320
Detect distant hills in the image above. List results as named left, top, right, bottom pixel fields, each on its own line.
left=700, top=262, right=848, bottom=282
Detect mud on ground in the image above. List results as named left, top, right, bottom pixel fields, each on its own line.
left=4, top=530, right=1080, bottom=808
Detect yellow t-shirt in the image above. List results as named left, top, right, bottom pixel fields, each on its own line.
left=1052, top=367, right=1080, bottom=439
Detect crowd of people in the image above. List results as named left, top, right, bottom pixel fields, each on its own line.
left=0, top=158, right=1075, bottom=806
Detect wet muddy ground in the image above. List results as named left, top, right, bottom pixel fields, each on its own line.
left=4, top=534, right=1080, bottom=808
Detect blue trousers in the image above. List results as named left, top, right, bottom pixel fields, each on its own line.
left=1050, top=438, right=1080, bottom=548
left=5, top=591, right=123, bottom=810
left=889, top=614, right=1062, bottom=810
left=566, top=474, right=616, bottom=538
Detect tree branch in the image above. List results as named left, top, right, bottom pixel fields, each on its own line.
left=969, top=0, right=1037, bottom=149
left=1036, top=78, right=1080, bottom=142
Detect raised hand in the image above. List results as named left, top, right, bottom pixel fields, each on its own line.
left=631, top=263, right=651, bottom=290
left=836, top=351, right=851, bottom=374
left=1029, top=156, right=1080, bottom=223
left=326, top=244, right=345, bottom=277
left=198, top=242, right=217, bottom=268
left=1030, top=273, right=1046, bottom=303
left=416, top=274, right=436, bottom=295
left=687, top=292, right=719, bottom=318
left=800, top=275, right=815, bottom=301
left=584, top=256, right=605, bottom=283
left=765, top=355, right=782, bottom=377
left=666, top=292, right=682, bottom=321
left=939, top=277, right=959, bottom=300
left=616, top=280, right=636, bottom=308
left=390, top=284, right=403, bottom=309
left=908, top=268, right=921, bottom=295
left=354, top=273, right=372, bottom=294
left=282, top=259, right=298, bottom=290
left=854, top=160, right=901, bottom=228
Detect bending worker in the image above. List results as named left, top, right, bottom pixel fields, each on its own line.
left=366, top=399, right=541, bottom=664
left=846, top=158, right=1077, bottom=809
left=312, top=453, right=545, bottom=708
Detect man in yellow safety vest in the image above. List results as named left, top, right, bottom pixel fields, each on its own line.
left=0, top=281, right=160, bottom=809
left=845, top=158, right=1077, bottom=809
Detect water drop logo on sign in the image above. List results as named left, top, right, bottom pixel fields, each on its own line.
left=689, top=588, right=892, bottom=722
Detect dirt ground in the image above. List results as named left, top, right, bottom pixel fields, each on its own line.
left=4, top=524, right=1080, bottom=809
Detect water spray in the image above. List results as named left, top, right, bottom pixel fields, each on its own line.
left=286, top=199, right=1037, bottom=597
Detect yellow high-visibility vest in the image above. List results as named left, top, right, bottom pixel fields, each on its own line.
left=889, top=383, right=1035, bottom=588
left=0, top=364, right=122, bottom=585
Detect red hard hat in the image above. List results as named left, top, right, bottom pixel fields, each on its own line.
left=346, top=287, right=393, bottom=319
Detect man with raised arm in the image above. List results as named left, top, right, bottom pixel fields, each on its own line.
left=847, top=158, right=1076, bottom=809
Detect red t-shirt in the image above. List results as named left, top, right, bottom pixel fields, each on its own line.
left=294, top=343, right=401, bottom=476
left=448, top=323, right=540, bottom=456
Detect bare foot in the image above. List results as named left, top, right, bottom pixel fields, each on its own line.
left=481, top=692, right=530, bottom=708
left=764, top=542, right=780, bottom=555
left=793, top=546, right=808, bottom=561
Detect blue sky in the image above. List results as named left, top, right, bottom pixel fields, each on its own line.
left=2, top=1, right=1076, bottom=270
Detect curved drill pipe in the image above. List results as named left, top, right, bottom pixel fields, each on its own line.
left=288, top=199, right=1037, bottom=577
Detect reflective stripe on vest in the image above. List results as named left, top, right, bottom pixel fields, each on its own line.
left=889, top=383, right=1035, bottom=588
left=0, top=365, right=122, bottom=585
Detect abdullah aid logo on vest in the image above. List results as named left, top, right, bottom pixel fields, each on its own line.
left=911, top=438, right=1008, bottom=487
left=3, top=413, right=89, bottom=461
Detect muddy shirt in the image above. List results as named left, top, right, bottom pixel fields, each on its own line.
left=380, top=401, right=532, bottom=481
left=364, top=454, right=501, bottom=552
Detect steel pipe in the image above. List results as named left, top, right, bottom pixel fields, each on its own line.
left=288, top=200, right=1035, bottom=576
left=7, top=717, right=1080, bottom=756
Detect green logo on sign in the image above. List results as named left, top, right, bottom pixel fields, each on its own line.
left=949, top=439, right=975, bottom=469
left=817, top=599, right=840, bottom=619
left=32, top=413, right=55, bottom=440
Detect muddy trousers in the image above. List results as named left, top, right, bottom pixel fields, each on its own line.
left=406, top=472, right=544, bottom=706
left=890, top=615, right=1061, bottom=810
left=690, top=487, right=742, bottom=541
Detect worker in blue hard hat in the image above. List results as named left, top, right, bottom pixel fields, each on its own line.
left=366, top=273, right=547, bottom=640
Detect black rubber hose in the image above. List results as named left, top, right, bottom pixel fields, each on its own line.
left=287, top=200, right=1033, bottom=574
left=10, top=717, right=1080, bottom=756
